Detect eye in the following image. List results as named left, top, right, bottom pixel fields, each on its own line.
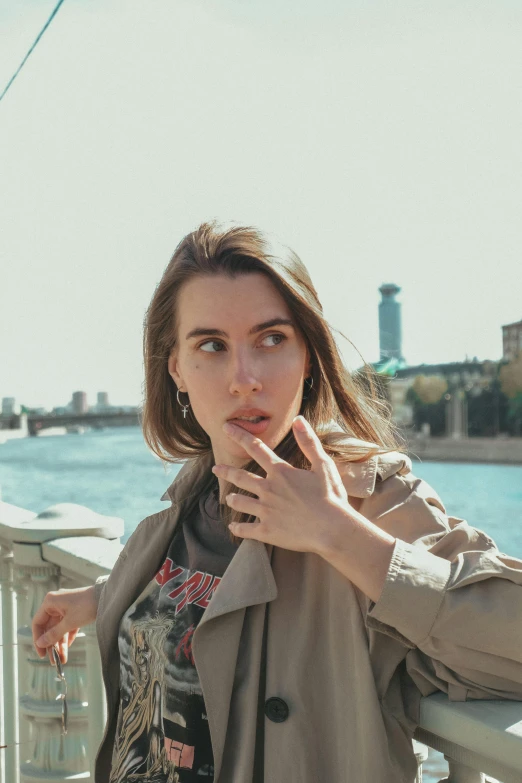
left=199, top=340, right=225, bottom=353
left=263, top=333, right=287, bottom=347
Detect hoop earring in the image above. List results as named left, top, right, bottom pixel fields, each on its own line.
left=176, top=389, right=191, bottom=419
left=302, top=376, right=314, bottom=400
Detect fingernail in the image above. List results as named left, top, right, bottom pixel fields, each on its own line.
left=293, top=416, right=307, bottom=431
left=36, top=635, right=47, bottom=648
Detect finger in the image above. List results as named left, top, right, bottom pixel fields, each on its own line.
left=212, top=464, right=265, bottom=495
left=47, top=642, right=64, bottom=665
left=222, top=422, right=285, bottom=473
left=226, top=493, right=262, bottom=518
left=48, top=641, right=68, bottom=667
left=33, top=613, right=53, bottom=657
left=59, top=635, right=69, bottom=665
left=32, top=603, right=61, bottom=653
left=49, top=641, right=65, bottom=666
left=228, top=520, right=263, bottom=541
left=68, top=629, right=79, bottom=646
left=292, top=416, right=330, bottom=471
left=35, top=618, right=71, bottom=655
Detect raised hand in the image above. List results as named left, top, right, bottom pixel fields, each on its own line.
left=212, top=415, right=360, bottom=555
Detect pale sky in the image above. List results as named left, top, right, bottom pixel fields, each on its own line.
left=1, top=0, right=521, bottom=410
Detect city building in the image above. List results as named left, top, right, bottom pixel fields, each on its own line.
left=97, top=391, right=109, bottom=408
left=90, top=391, right=112, bottom=413
left=71, top=391, right=88, bottom=414
left=502, top=318, right=522, bottom=361
left=1, top=397, right=17, bottom=417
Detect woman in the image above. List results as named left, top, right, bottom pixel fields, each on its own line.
left=33, top=222, right=522, bottom=783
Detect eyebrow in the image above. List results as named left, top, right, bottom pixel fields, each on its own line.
left=185, top=318, right=295, bottom=340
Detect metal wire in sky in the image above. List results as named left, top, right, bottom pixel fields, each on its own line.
left=0, top=0, right=67, bottom=105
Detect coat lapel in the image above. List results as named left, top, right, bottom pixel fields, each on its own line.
left=161, top=454, right=278, bottom=781
left=199, top=539, right=277, bottom=624
left=192, top=539, right=277, bottom=780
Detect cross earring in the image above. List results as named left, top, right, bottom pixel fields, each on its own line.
left=176, top=389, right=191, bottom=419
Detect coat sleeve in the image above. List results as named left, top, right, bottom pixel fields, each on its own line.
left=94, top=574, right=109, bottom=607
left=364, top=470, right=522, bottom=702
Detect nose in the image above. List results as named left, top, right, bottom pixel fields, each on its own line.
left=228, top=349, right=262, bottom=396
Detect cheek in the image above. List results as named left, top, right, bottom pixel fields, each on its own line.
left=266, top=361, right=303, bottom=392
left=282, top=370, right=306, bottom=398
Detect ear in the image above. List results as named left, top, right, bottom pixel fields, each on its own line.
left=167, top=350, right=185, bottom=391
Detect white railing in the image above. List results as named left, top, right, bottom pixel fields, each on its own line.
left=1, top=500, right=521, bottom=783
left=0, top=501, right=123, bottom=783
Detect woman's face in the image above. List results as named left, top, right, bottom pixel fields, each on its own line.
left=168, top=272, right=311, bottom=468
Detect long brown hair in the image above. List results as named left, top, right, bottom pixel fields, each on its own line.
left=142, top=221, right=405, bottom=527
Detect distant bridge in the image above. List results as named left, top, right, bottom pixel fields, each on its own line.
left=27, top=411, right=140, bottom=435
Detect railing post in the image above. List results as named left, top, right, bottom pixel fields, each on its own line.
left=13, top=541, right=90, bottom=783
left=0, top=543, right=19, bottom=783
left=413, top=739, right=428, bottom=782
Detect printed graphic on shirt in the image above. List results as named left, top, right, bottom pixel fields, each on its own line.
left=111, top=557, right=222, bottom=783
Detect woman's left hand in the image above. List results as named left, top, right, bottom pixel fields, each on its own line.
left=212, top=415, right=363, bottom=555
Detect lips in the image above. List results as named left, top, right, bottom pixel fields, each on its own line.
left=227, top=408, right=270, bottom=421
left=226, top=409, right=271, bottom=436
left=227, top=417, right=271, bottom=435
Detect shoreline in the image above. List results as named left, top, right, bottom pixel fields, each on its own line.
left=405, top=436, right=522, bottom=466
left=3, top=427, right=522, bottom=466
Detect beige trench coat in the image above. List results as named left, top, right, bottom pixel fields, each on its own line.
left=94, top=440, right=522, bottom=782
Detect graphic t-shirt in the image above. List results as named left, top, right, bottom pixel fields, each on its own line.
left=110, top=478, right=239, bottom=783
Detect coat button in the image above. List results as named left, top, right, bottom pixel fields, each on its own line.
left=264, top=697, right=289, bottom=723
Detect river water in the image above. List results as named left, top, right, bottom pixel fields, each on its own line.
left=1, top=426, right=521, bottom=782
